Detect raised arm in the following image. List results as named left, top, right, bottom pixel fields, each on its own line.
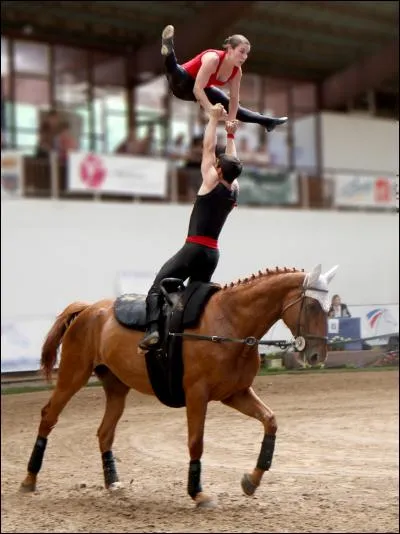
left=200, top=104, right=224, bottom=187
left=224, top=120, right=239, bottom=158
left=226, top=69, right=242, bottom=122
left=194, top=53, right=228, bottom=120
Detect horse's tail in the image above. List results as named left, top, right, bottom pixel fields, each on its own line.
left=41, top=301, right=90, bottom=382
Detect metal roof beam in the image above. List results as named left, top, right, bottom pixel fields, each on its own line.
left=321, top=39, right=399, bottom=109
left=135, top=1, right=257, bottom=75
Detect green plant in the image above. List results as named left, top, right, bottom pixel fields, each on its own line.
left=328, top=335, right=352, bottom=351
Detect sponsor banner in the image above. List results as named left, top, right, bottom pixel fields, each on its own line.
left=333, top=174, right=397, bottom=208
left=351, top=304, right=399, bottom=345
left=239, top=168, right=299, bottom=206
left=68, top=152, right=168, bottom=197
left=1, top=317, right=56, bottom=373
left=1, top=150, right=24, bottom=198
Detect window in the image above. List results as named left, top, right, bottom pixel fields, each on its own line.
left=14, top=41, right=49, bottom=76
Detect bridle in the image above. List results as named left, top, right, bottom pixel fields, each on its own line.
left=281, top=285, right=329, bottom=351
left=166, top=278, right=329, bottom=352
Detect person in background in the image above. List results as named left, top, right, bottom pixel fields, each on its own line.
left=328, top=294, right=351, bottom=318
left=57, top=121, right=78, bottom=162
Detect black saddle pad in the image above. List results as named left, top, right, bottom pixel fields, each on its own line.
left=114, top=294, right=147, bottom=331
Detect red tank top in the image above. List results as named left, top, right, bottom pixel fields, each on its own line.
left=182, top=49, right=239, bottom=87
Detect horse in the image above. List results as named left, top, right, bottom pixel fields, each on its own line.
left=20, top=263, right=338, bottom=507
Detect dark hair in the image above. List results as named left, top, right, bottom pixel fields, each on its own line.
left=222, top=34, right=250, bottom=50
left=215, top=144, right=226, bottom=157
left=217, top=154, right=243, bottom=183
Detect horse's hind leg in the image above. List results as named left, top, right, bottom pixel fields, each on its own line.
left=221, top=386, right=277, bottom=497
left=95, top=365, right=130, bottom=491
left=20, top=351, right=93, bottom=492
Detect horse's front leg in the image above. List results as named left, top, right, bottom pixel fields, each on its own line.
left=185, top=382, right=215, bottom=508
left=222, top=386, right=277, bottom=496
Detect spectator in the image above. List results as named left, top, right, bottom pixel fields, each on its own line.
left=166, top=133, right=188, bottom=165
left=35, top=122, right=53, bottom=158
left=115, top=127, right=141, bottom=155
left=237, top=136, right=256, bottom=164
left=57, top=121, right=78, bottom=162
left=181, top=134, right=203, bottom=201
left=328, top=294, right=351, bottom=318
left=253, top=138, right=270, bottom=166
left=44, top=109, right=61, bottom=149
left=36, top=109, right=62, bottom=158
left=115, top=124, right=157, bottom=156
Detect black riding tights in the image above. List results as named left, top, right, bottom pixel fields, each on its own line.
left=148, top=242, right=220, bottom=299
left=164, top=51, right=277, bottom=129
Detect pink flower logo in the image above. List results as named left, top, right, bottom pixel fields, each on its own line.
left=79, top=154, right=106, bottom=188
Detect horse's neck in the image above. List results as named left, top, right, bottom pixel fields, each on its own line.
left=220, top=272, right=304, bottom=339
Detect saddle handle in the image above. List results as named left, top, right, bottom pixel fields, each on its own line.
left=159, top=277, right=186, bottom=306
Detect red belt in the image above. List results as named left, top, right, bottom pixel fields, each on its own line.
left=186, top=236, right=219, bottom=249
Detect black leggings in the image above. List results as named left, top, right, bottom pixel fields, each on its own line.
left=164, top=51, right=279, bottom=129
left=148, top=242, right=220, bottom=297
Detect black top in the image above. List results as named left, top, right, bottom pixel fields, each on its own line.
left=187, top=183, right=238, bottom=240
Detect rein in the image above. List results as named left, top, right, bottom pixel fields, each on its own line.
left=169, top=285, right=328, bottom=352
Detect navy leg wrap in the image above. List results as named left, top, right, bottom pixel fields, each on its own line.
left=102, top=451, right=119, bottom=487
left=256, top=434, right=276, bottom=471
left=187, top=459, right=202, bottom=498
left=27, top=436, right=47, bottom=474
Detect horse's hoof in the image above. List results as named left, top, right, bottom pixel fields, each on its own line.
left=241, top=473, right=259, bottom=496
left=19, top=482, right=36, bottom=493
left=108, top=481, right=123, bottom=492
left=194, top=492, right=217, bottom=509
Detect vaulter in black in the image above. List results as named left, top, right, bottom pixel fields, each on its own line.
left=139, top=104, right=242, bottom=350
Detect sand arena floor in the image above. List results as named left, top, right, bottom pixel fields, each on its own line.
left=1, top=370, right=399, bottom=533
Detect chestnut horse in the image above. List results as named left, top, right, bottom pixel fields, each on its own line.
left=20, top=264, right=338, bottom=507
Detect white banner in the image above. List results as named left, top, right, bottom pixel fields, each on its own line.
left=68, top=152, right=168, bottom=197
left=333, top=174, right=397, bottom=208
left=1, top=150, right=24, bottom=198
left=1, top=317, right=56, bottom=373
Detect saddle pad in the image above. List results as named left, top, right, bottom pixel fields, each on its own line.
left=114, top=294, right=146, bottom=331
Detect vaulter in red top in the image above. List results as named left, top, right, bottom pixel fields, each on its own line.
left=161, top=25, right=287, bottom=132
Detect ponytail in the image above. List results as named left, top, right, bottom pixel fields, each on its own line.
left=222, top=34, right=250, bottom=50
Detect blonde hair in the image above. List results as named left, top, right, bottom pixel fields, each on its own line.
left=222, top=34, right=250, bottom=50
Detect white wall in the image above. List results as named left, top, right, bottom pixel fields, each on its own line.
left=264, top=112, right=399, bottom=175
left=321, top=112, right=399, bottom=174
left=1, top=199, right=398, bottom=319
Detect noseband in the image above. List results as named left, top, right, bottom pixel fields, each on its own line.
left=282, top=286, right=329, bottom=350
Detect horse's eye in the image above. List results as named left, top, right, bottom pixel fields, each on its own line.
left=306, top=302, right=320, bottom=313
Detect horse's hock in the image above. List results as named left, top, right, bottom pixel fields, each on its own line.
left=1, top=371, right=398, bottom=533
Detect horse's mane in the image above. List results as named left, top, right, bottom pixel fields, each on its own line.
left=221, top=266, right=305, bottom=290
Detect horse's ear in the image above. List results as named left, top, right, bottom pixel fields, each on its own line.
left=307, top=264, right=322, bottom=287
left=323, top=265, right=339, bottom=285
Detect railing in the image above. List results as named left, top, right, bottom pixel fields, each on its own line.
left=1, top=151, right=398, bottom=212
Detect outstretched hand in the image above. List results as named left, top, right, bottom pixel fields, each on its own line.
left=209, top=103, right=228, bottom=121
left=225, top=120, right=239, bottom=135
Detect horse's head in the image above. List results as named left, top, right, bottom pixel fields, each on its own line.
left=281, top=264, right=339, bottom=367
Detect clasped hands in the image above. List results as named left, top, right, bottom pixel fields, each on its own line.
left=209, top=104, right=239, bottom=134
